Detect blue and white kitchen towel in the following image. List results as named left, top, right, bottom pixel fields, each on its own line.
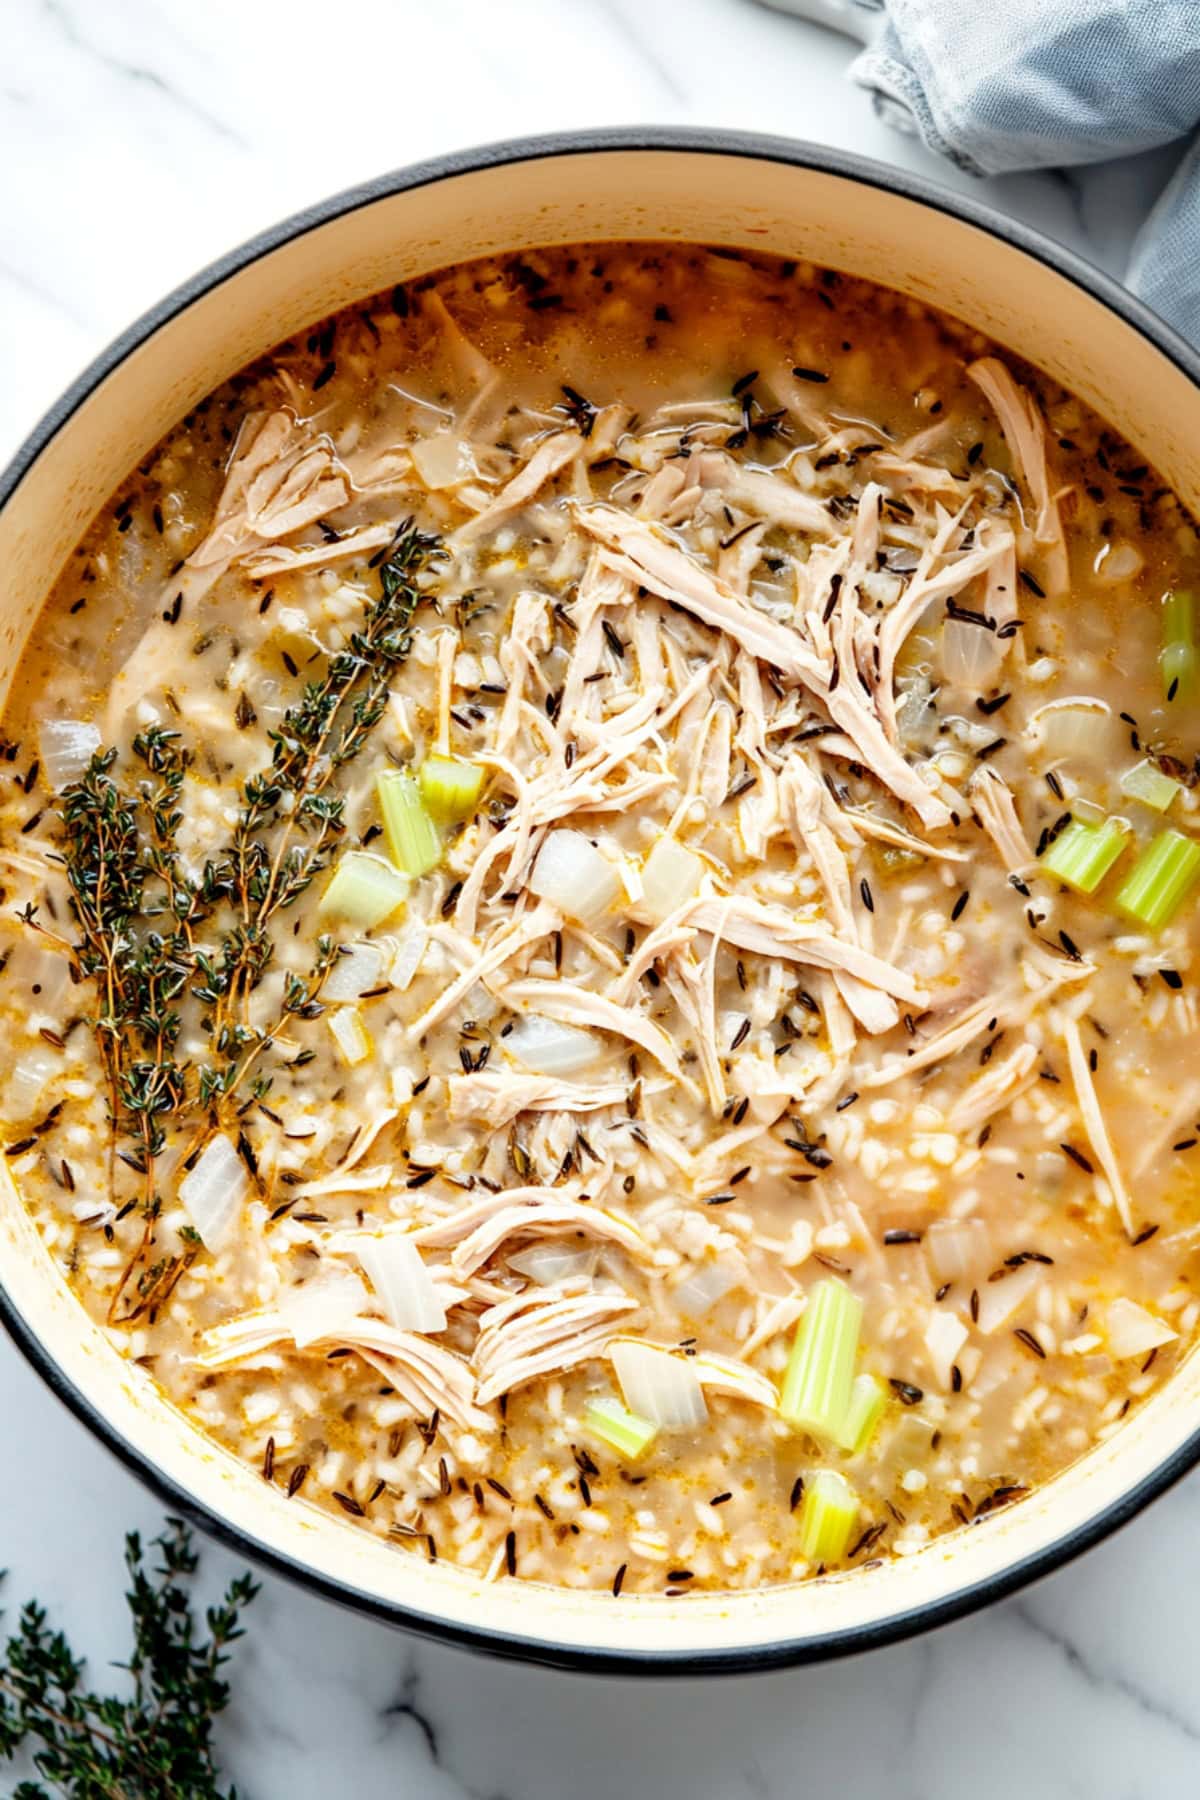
left=758, top=0, right=1200, bottom=345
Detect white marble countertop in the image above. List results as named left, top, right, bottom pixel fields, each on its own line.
left=3, top=2, right=1198, bottom=1795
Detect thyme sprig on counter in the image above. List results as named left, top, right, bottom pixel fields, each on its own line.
left=22, top=523, right=442, bottom=1323
left=0, top=1518, right=257, bottom=1799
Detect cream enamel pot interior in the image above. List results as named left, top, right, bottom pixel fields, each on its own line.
left=3, top=128, right=1200, bottom=1674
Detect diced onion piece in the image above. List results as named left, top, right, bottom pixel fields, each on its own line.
left=327, top=1007, right=373, bottom=1067
left=673, top=1259, right=736, bottom=1319
left=1029, top=697, right=1116, bottom=763
left=5, top=1050, right=57, bottom=1122
left=1105, top=1297, right=1178, bottom=1360
left=1115, top=828, right=1200, bottom=930
left=1040, top=816, right=1129, bottom=895
left=376, top=770, right=441, bottom=876
left=835, top=1373, right=888, bottom=1454
left=974, top=1261, right=1041, bottom=1334
left=322, top=942, right=384, bottom=1004
left=388, top=925, right=427, bottom=992
left=1120, top=760, right=1181, bottom=814
left=780, top=1278, right=862, bottom=1443
left=895, top=677, right=938, bottom=748
left=411, top=431, right=468, bottom=489
left=924, top=1310, right=969, bottom=1389
left=39, top=718, right=101, bottom=790
left=927, top=1217, right=990, bottom=1283
left=1162, top=588, right=1197, bottom=703
left=5, top=941, right=73, bottom=1016
left=319, top=852, right=409, bottom=928
left=356, top=1235, right=447, bottom=1332
left=799, top=1470, right=858, bottom=1563
left=641, top=836, right=704, bottom=923
left=418, top=754, right=485, bottom=824
left=178, top=1134, right=248, bottom=1252
left=279, top=1267, right=370, bottom=1349
left=506, top=1013, right=602, bottom=1076
left=941, top=618, right=1004, bottom=690
left=507, top=1244, right=597, bottom=1286
left=529, top=828, right=619, bottom=924
left=585, top=1396, right=658, bottom=1461
left=611, top=1341, right=707, bottom=1430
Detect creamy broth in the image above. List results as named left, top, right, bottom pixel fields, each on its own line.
left=3, top=242, right=1200, bottom=1593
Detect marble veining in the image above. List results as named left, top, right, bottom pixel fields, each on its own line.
left=2, top=1, right=1198, bottom=1793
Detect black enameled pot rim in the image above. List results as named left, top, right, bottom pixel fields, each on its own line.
left=4, top=126, right=1200, bottom=1677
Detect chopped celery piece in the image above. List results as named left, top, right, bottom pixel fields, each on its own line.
left=799, top=1469, right=858, bottom=1563
left=835, top=1373, right=888, bottom=1454
left=1162, top=588, right=1197, bottom=703
left=1040, top=816, right=1128, bottom=895
left=326, top=1006, right=372, bottom=1067
left=319, top=852, right=408, bottom=928
left=419, top=754, right=485, bottom=824
left=1115, top=828, right=1200, bottom=929
left=584, top=1396, right=658, bottom=1461
left=780, top=1278, right=862, bottom=1443
left=377, top=770, right=440, bottom=876
left=1120, top=760, right=1181, bottom=814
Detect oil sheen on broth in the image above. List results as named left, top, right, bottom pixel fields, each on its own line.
left=3, top=243, right=1200, bottom=1594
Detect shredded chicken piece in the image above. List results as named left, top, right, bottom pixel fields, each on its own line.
left=947, top=1041, right=1040, bottom=1133
left=971, top=767, right=1034, bottom=872
left=1063, top=1016, right=1134, bottom=1235
left=968, top=357, right=1069, bottom=595
left=473, top=1290, right=638, bottom=1402
left=447, top=1196, right=649, bottom=1276
left=454, top=431, right=584, bottom=543
left=840, top=807, right=968, bottom=864
left=243, top=523, right=396, bottom=579
left=740, top=1293, right=807, bottom=1359
left=684, top=897, right=926, bottom=1010
left=187, top=409, right=351, bottom=580
left=446, top=1072, right=635, bottom=1129
left=406, top=901, right=559, bottom=1038
left=576, top=505, right=823, bottom=679
left=690, top=1351, right=779, bottom=1411
left=197, top=1311, right=489, bottom=1431
left=689, top=450, right=834, bottom=536
left=501, top=977, right=689, bottom=1080
left=862, top=992, right=1011, bottom=1088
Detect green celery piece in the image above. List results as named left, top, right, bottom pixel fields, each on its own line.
left=1040, top=816, right=1128, bottom=895
left=834, top=1373, right=888, bottom=1454
left=1114, top=828, right=1200, bottom=929
left=799, top=1469, right=858, bottom=1563
left=318, top=852, right=408, bottom=928
left=584, top=1397, right=657, bottom=1461
left=1119, top=760, right=1181, bottom=814
left=1162, top=588, right=1197, bottom=704
left=780, top=1278, right=862, bottom=1443
left=376, top=769, right=441, bottom=876
left=419, top=754, right=485, bottom=824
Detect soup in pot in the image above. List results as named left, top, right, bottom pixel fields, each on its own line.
left=3, top=242, right=1200, bottom=1593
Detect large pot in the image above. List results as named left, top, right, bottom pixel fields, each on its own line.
left=3, top=128, right=1199, bottom=1674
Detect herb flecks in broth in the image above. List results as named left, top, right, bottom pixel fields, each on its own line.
left=3, top=243, right=1200, bottom=1595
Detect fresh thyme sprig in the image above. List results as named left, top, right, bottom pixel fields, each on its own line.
left=23, top=522, right=442, bottom=1324
left=194, top=519, right=441, bottom=1096
left=0, top=1517, right=257, bottom=1799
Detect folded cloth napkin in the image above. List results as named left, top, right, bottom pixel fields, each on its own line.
left=757, top=0, right=1200, bottom=343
